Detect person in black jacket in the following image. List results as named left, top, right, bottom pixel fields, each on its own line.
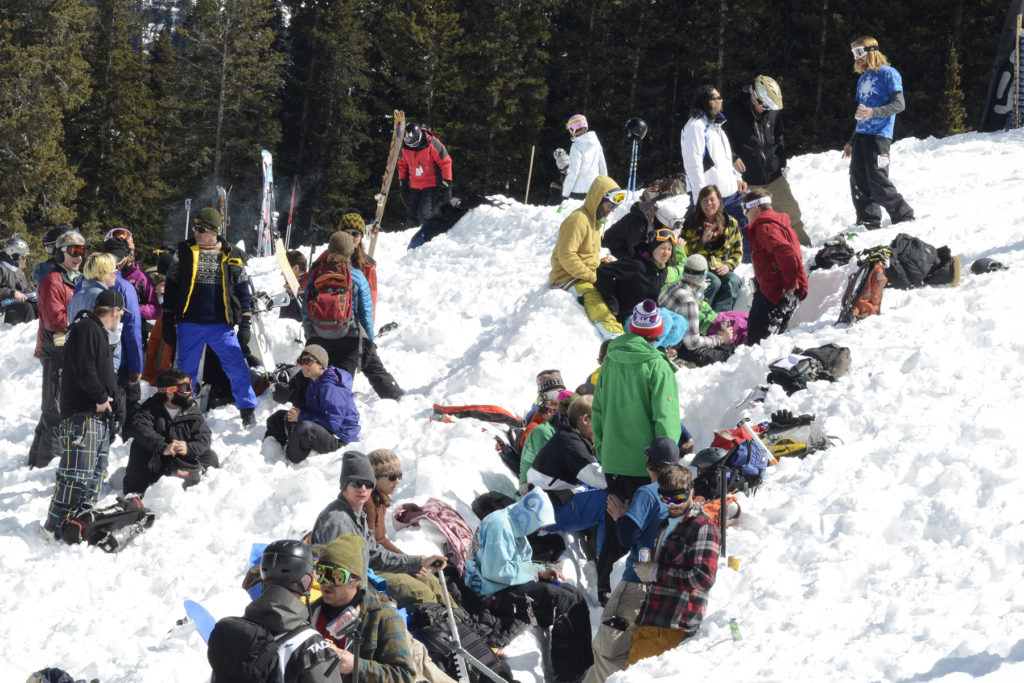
left=723, top=75, right=810, bottom=247
left=124, top=367, right=218, bottom=497
left=42, top=288, right=123, bottom=539
left=596, top=231, right=678, bottom=323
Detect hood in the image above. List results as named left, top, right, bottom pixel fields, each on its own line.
left=508, top=488, right=555, bottom=536
left=318, top=365, right=353, bottom=390
left=244, top=583, right=310, bottom=632
left=549, top=411, right=574, bottom=433
left=580, top=175, right=620, bottom=222
left=606, top=332, right=664, bottom=365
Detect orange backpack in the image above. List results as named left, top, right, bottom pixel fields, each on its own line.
left=838, top=246, right=890, bottom=324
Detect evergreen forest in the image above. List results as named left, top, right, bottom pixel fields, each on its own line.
left=0, top=0, right=1008, bottom=263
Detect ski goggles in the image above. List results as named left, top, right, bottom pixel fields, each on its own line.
left=315, top=562, right=360, bottom=587
left=851, top=45, right=878, bottom=59
left=742, top=196, right=773, bottom=212
left=61, top=245, right=88, bottom=257
left=157, top=381, right=193, bottom=395
left=104, top=228, right=135, bottom=251
left=602, top=189, right=627, bottom=207
left=658, top=488, right=692, bottom=505
left=652, top=228, right=678, bottom=245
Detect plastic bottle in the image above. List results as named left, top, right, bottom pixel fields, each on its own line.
left=729, top=618, right=743, bottom=641
left=638, top=547, right=651, bottom=562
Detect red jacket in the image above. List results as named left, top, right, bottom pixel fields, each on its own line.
left=34, top=264, right=78, bottom=359
left=397, top=133, right=453, bottom=190
left=744, top=208, right=808, bottom=305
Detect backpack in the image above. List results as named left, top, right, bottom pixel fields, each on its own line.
left=837, top=246, right=890, bottom=325
left=811, top=235, right=855, bottom=271
left=408, top=603, right=514, bottom=683
left=304, top=264, right=355, bottom=338
left=59, top=499, right=156, bottom=553
left=766, top=354, right=819, bottom=396
left=762, top=411, right=837, bottom=459
left=708, top=422, right=770, bottom=494
left=796, top=343, right=852, bottom=382
left=207, top=617, right=324, bottom=683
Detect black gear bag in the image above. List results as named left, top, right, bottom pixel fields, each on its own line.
left=59, top=499, right=156, bottom=553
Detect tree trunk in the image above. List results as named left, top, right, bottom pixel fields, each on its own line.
left=716, top=0, right=727, bottom=87
left=214, top=11, right=229, bottom=185
left=812, top=0, right=829, bottom=139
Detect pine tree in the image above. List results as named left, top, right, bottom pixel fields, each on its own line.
left=0, top=0, right=92, bottom=241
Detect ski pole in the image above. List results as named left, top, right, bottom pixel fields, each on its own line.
left=285, top=184, right=296, bottom=249
left=184, top=198, right=192, bottom=239
left=435, top=566, right=507, bottom=683
left=524, top=145, right=535, bottom=204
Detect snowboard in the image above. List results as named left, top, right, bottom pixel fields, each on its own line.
left=184, top=599, right=217, bottom=643
left=369, top=110, right=406, bottom=258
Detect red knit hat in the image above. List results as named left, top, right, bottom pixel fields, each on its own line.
left=628, top=299, right=664, bottom=339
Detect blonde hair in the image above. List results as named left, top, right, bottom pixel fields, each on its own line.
left=852, top=36, right=890, bottom=74
left=83, top=252, right=118, bottom=281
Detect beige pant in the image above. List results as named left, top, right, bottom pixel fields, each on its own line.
left=625, top=625, right=691, bottom=668
left=582, top=581, right=648, bottom=683
left=754, top=175, right=810, bottom=246
left=408, top=633, right=458, bottom=683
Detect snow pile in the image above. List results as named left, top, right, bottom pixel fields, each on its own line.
left=1, top=129, right=1024, bottom=682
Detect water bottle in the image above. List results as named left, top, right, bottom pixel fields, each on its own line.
left=638, top=547, right=651, bottom=562
left=729, top=618, right=743, bottom=641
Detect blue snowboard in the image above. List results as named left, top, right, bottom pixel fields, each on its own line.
left=184, top=599, right=217, bottom=643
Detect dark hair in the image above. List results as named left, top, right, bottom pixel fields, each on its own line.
left=286, top=250, right=307, bottom=272
left=156, top=367, right=189, bottom=388
left=690, top=84, right=719, bottom=119
left=684, top=184, right=726, bottom=234
left=597, top=338, right=612, bottom=365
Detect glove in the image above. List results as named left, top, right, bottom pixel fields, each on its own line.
left=162, top=314, right=176, bottom=351
left=398, top=179, right=410, bottom=206
left=441, top=178, right=453, bottom=203
left=633, top=561, right=658, bottom=583
left=236, top=318, right=251, bottom=348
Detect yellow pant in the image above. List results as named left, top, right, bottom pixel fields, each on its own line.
left=625, top=625, right=690, bottom=668
left=573, top=281, right=624, bottom=335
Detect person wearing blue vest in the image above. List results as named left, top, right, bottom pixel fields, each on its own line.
left=842, top=36, right=915, bottom=230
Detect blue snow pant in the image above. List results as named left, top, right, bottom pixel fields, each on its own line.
left=704, top=270, right=742, bottom=312
left=45, top=415, right=110, bottom=532
left=549, top=488, right=608, bottom=555
left=177, top=322, right=257, bottom=410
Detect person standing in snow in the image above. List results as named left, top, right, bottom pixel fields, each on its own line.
left=398, top=122, right=454, bottom=228
left=681, top=85, right=748, bottom=226
left=842, top=36, right=915, bottom=230
left=29, top=230, right=86, bottom=469
left=562, top=114, right=608, bottom=202
left=264, top=344, right=359, bottom=464
left=162, top=207, right=258, bottom=428
left=0, top=236, right=36, bottom=325
left=723, top=75, right=811, bottom=247
left=42, top=288, right=123, bottom=539
left=742, top=189, right=808, bottom=345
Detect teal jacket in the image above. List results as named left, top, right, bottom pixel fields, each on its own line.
left=592, top=334, right=681, bottom=477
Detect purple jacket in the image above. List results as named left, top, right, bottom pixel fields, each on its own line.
left=298, top=366, right=360, bottom=443
left=122, top=261, right=161, bottom=321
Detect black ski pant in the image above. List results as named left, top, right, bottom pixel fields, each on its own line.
left=405, top=187, right=439, bottom=228
left=307, top=334, right=362, bottom=379
left=849, top=133, right=914, bottom=227
left=494, top=581, right=593, bottom=682
left=29, top=355, right=63, bottom=468
left=747, top=287, right=799, bottom=346
left=360, top=340, right=404, bottom=399
left=265, top=410, right=342, bottom=463
left=1, top=300, right=37, bottom=325
left=597, top=474, right=650, bottom=596
left=117, top=365, right=142, bottom=440
left=123, top=448, right=219, bottom=496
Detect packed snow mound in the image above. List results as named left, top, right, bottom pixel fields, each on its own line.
left=1, top=128, right=1023, bottom=682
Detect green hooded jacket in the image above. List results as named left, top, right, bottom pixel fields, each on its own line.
left=592, top=333, right=682, bottom=477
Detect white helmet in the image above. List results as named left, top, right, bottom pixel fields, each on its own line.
left=752, top=75, right=783, bottom=111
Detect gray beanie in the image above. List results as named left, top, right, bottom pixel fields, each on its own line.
left=682, top=253, right=709, bottom=286
left=339, top=451, right=375, bottom=490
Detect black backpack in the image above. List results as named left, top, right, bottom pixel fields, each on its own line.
left=408, top=603, right=514, bottom=683
left=207, top=617, right=325, bottom=683
left=811, top=236, right=855, bottom=271
left=59, top=499, right=156, bottom=553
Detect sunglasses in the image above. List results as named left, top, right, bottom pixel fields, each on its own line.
left=315, top=562, right=360, bottom=587
left=62, top=245, right=87, bottom=257
left=349, top=479, right=374, bottom=490
left=603, top=189, right=626, bottom=206
left=297, top=356, right=319, bottom=366
left=653, top=228, right=678, bottom=245
left=659, top=490, right=691, bottom=505
left=157, top=381, right=193, bottom=395
left=386, top=473, right=403, bottom=482
left=193, top=225, right=215, bottom=234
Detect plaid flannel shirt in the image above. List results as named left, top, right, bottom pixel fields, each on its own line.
left=636, top=504, right=720, bottom=634
left=658, top=282, right=720, bottom=351
left=679, top=215, right=744, bottom=271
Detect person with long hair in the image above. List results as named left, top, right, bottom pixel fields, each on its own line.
left=680, top=85, right=748, bottom=227
left=678, top=185, right=743, bottom=312
left=841, top=36, right=915, bottom=229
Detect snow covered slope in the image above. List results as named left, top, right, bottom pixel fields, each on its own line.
left=1, top=128, right=1023, bottom=682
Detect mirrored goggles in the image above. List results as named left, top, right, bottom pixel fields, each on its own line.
left=659, top=488, right=692, bottom=505
left=61, top=245, right=87, bottom=257
left=602, top=189, right=627, bottom=207
left=653, top=228, right=678, bottom=245
left=157, top=381, right=193, bottom=395
left=315, top=562, right=360, bottom=587
left=104, top=228, right=135, bottom=250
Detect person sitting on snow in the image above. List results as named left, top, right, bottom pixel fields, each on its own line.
left=264, top=344, right=359, bottom=464
left=123, top=367, right=218, bottom=498
left=625, top=464, right=720, bottom=668
left=658, top=254, right=736, bottom=367
left=464, top=488, right=594, bottom=683
left=549, top=175, right=626, bottom=340
left=583, top=436, right=679, bottom=683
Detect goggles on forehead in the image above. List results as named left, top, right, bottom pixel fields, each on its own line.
left=157, top=381, right=193, bottom=395
left=602, top=189, right=627, bottom=207
left=653, top=228, right=678, bottom=245
left=104, top=228, right=135, bottom=251
left=315, top=562, right=360, bottom=587
left=742, top=196, right=773, bottom=212
left=851, top=45, right=878, bottom=59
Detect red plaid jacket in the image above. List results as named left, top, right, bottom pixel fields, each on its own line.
left=636, top=504, right=720, bottom=634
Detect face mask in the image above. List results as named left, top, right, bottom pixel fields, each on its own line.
left=171, top=393, right=194, bottom=409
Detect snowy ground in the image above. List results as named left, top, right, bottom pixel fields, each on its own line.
left=2, top=129, right=1024, bottom=682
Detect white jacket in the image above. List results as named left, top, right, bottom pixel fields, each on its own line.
left=563, top=131, right=608, bottom=197
left=680, top=114, right=740, bottom=201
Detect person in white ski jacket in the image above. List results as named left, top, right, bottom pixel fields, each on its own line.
left=680, top=85, right=748, bottom=223
left=562, top=114, right=608, bottom=200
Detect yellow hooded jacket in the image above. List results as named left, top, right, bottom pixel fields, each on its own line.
left=549, top=175, right=619, bottom=287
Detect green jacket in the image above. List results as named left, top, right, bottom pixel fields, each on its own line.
left=592, top=334, right=682, bottom=477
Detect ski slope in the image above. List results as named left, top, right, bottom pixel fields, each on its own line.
left=1, top=129, right=1023, bottom=682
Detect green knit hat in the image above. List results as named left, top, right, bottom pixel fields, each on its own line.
left=338, top=213, right=366, bottom=235
left=194, top=207, right=222, bottom=233
left=318, top=533, right=364, bottom=575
